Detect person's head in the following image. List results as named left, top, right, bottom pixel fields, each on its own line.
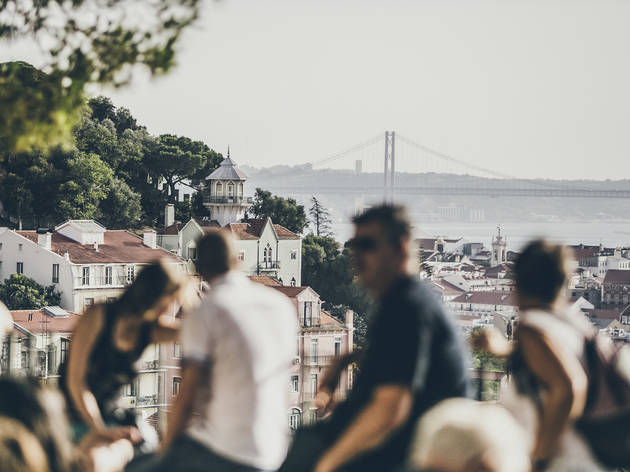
left=0, top=377, right=80, bottom=472
left=195, top=229, right=238, bottom=282
left=409, top=399, right=529, bottom=472
left=515, top=239, right=572, bottom=310
left=350, top=204, right=412, bottom=295
left=115, top=259, right=190, bottom=322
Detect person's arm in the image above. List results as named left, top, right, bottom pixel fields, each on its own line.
left=314, top=385, right=413, bottom=472
left=315, top=350, right=362, bottom=415
left=66, top=306, right=108, bottom=432
left=470, top=327, right=513, bottom=357
left=163, top=360, right=208, bottom=449
left=151, top=314, right=181, bottom=343
left=518, top=326, right=587, bottom=463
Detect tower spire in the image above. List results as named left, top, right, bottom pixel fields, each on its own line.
left=227, top=146, right=230, bottom=159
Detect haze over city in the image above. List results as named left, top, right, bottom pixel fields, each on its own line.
left=3, top=0, right=630, bottom=180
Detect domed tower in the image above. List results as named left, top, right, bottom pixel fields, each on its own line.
left=203, top=151, right=252, bottom=226
left=491, top=225, right=507, bottom=267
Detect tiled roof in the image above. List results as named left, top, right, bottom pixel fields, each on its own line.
left=17, top=230, right=181, bottom=264
left=225, top=218, right=299, bottom=240
left=248, top=275, right=282, bottom=286
left=158, top=222, right=185, bottom=235
left=10, top=308, right=80, bottom=334
left=570, top=245, right=600, bottom=260
left=604, top=270, right=630, bottom=284
left=272, top=286, right=308, bottom=298
left=206, top=156, right=248, bottom=181
left=193, top=218, right=221, bottom=233
left=451, top=291, right=518, bottom=307
left=320, top=310, right=344, bottom=327
left=584, top=308, right=623, bottom=320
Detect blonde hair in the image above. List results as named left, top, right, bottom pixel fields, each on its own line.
left=409, top=399, right=529, bottom=472
left=0, top=417, right=49, bottom=472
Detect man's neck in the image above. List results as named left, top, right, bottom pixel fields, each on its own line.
left=374, top=268, right=411, bottom=299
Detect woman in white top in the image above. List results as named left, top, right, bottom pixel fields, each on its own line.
left=476, top=240, right=610, bottom=472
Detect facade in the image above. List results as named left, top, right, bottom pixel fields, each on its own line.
left=250, top=276, right=353, bottom=430
left=602, top=269, right=630, bottom=309
left=449, top=291, right=518, bottom=326
left=202, top=154, right=252, bottom=227
left=0, top=220, right=186, bottom=313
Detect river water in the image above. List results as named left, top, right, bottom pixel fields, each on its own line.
left=331, top=220, right=630, bottom=251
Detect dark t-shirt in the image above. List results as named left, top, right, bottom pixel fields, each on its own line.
left=328, top=275, right=470, bottom=471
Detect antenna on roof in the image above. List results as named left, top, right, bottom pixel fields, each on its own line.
left=227, top=145, right=230, bottom=158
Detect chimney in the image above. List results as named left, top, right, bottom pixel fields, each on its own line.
left=165, top=204, right=175, bottom=228
left=345, top=309, right=354, bottom=330
left=143, top=229, right=157, bottom=249
left=36, top=229, right=51, bottom=250
left=93, top=242, right=99, bottom=252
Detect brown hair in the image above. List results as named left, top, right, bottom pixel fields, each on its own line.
left=115, top=259, right=187, bottom=320
left=515, top=240, right=571, bottom=306
left=195, top=229, right=237, bottom=280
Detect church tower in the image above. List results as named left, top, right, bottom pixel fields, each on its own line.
left=203, top=151, right=252, bottom=226
left=491, top=226, right=507, bottom=267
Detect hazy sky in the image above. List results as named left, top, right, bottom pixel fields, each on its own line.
left=3, top=0, right=630, bottom=180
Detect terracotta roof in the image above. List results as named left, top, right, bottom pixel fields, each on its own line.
left=272, top=286, right=308, bottom=298
left=194, top=218, right=221, bottom=232
left=584, top=308, right=623, bottom=320
left=451, top=291, right=518, bottom=307
left=320, top=310, right=344, bottom=327
left=248, top=275, right=282, bottom=287
left=570, top=246, right=600, bottom=260
left=603, top=270, right=630, bottom=285
left=17, top=230, right=181, bottom=264
left=225, top=218, right=300, bottom=240
left=10, top=308, right=80, bottom=334
left=158, top=222, right=185, bottom=235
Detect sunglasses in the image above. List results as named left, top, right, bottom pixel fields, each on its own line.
left=348, top=236, right=380, bottom=252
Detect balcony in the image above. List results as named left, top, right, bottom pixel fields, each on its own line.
left=303, top=355, right=334, bottom=366
left=74, top=275, right=130, bottom=288
left=203, top=196, right=253, bottom=204
left=258, top=261, right=281, bottom=271
left=138, top=360, right=162, bottom=372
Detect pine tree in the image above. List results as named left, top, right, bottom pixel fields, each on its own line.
left=309, top=196, right=333, bottom=237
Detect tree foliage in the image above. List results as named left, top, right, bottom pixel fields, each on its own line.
left=302, top=234, right=373, bottom=348
left=308, top=196, right=333, bottom=237
left=0, top=0, right=201, bottom=155
left=0, top=274, right=61, bottom=310
left=250, top=188, right=307, bottom=234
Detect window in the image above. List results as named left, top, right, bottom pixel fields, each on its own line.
left=304, top=302, right=313, bottom=327
left=107, top=297, right=117, bottom=303
left=216, top=182, right=223, bottom=196
left=105, top=266, right=113, bottom=285
left=18, top=243, right=22, bottom=251
left=291, top=250, right=297, bottom=260
left=173, top=377, right=182, bottom=396
left=47, top=345, right=56, bottom=374
left=263, top=244, right=272, bottom=265
left=289, top=408, right=301, bottom=431
left=52, top=264, right=59, bottom=283
left=126, top=266, right=135, bottom=283
left=238, top=183, right=243, bottom=197
left=1, top=341, right=10, bottom=373
left=84, top=298, right=94, bottom=309
left=0, top=243, right=2, bottom=250
left=334, top=337, right=341, bottom=357
left=16, top=262, right=23, bottom=274
left=184, top=194, right=190, bottom=201
left=188, top=247, right=197, bottom=260
left=173, top=342, right=182, bottom=359
left=310, top=374, right=318, bottom=398
left=60, top=338, right=69, bottom=365
left=310, top=338, right=318, bottom=362
left=82, top=267, right=90, bottom=286
left=290, top=277, right=296, bottom=287
left=124, top=382, right=136, bottom=396
left=291, top=375, right=299, bottom=392
left=238, top=251, right=245, bottom=262
left=20, top=350, right=29, bottom=370
left=227, top=183, right=234, bottom=197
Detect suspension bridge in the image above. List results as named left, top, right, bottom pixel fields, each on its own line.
left=265, top=132, right=630, bottom=200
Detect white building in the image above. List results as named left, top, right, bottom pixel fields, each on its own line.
left=0, top=220, right=186, bottom=313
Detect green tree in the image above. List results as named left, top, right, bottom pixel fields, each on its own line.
left=0, top=0, right=201, bottom=155
left=98, top=177, right=143, bottom=229
left=309, top=196, right=333, bottom=237
left=0, top=274, right=61, bottom=310
left=250, top=188, right=307, bottom=234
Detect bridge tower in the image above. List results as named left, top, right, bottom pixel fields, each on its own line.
left=383, top=131, right=396, bottom=202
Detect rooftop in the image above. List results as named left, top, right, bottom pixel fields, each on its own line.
left=603, top=269, right=630, bottom=284
left=225, top=218, right=300, bottom=240
left=451, top=291, right=518, bottom=307
left=206, top=156, right=248, bottom=181
left=10, top=307, right=81, bottom=334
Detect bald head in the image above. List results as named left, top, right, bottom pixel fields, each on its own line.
left=195, top=229, right=238, bottom=281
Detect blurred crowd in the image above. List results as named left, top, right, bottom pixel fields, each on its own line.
left=0, top=204, right=628, bottom=472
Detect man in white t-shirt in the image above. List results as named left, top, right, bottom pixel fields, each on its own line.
left=155, top=229, right=297, bottom=472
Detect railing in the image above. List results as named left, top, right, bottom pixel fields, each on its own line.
left=136, top=394, right=158, bottom=406
left=140, top=360, right=160, bottom=371
left=303, top=355, right=334, bottom=366
left=74, top=276, right=130, bottom=288
left=258, top=261, right=281, bottom=271
left=203, top=196, right=253, bottom=204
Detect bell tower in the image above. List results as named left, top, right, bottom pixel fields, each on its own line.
left=203, top=150, right=252, bottom=226
left=491, top=226, right=507, bottom=267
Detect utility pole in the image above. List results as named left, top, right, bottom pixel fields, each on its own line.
left=383, top=131, right=396, bottom=202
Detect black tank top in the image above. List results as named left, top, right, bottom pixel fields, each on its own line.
left=60, top=302, right=154, bottom=421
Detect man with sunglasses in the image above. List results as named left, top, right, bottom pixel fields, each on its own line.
left=304, top=205, right=470, bottom=472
